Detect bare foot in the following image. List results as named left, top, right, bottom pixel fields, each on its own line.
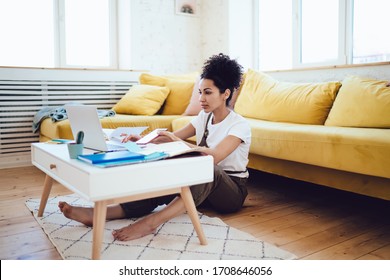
left=112, top=216, right=157, bottom=241
left=58, top=201, right=94, bottom=227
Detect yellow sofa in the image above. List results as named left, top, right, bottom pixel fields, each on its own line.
left=39, top=71, right=390, bottom=201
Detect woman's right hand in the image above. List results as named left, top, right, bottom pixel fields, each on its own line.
left=153, top=131, right=180, bottom=143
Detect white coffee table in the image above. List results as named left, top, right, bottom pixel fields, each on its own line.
left=31, top=143, right=213, bottom=259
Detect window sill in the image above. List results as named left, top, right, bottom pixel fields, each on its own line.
left=264, top=61, right=390, bottom=73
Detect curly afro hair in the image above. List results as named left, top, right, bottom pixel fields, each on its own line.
left=200, top=53, right=243, bottom=106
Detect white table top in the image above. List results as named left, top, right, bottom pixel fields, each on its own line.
left=31, top=142, right=214, bottom=202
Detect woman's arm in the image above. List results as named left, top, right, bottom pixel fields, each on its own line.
left=192, top=135, right=242, bottom=164
left=158, top=118, right=244, bottom=164
left=173, top=123, right=196, bottom=140
left=152, top=123, right=196, bottom=144
left=122, top=123, right=196, bottom=144
left=160, top=129, right=242, bottom=164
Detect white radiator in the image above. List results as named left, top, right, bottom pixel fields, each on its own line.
left=0, top=69, right=140, bottom=168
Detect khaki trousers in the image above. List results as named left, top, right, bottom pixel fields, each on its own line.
left=120, top=165, right=248, bottom=218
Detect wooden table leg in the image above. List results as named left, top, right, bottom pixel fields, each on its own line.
left=92, top=200, right=107, bottom=260
left=38, top=175, right=54, bottom=217
left=181, top=186, right=207, bottom=245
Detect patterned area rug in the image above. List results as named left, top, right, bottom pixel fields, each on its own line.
left=26, top=194, right=297, bottom=260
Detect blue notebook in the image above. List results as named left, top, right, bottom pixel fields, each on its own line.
left=78, top=151, right=168, bottom=167
left=78, top=151, right=145, bottom=164
left=93, top=152, right=168, bottom=168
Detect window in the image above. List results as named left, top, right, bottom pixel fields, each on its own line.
left=257, top=0, right=390, bottom=71
left=352, top=0, right=390, bottom=64
left=0, top=0, right=117, bottom=69
left=258, top=0, right=292, bottom=70
left=0, top=0, right=55, bottom=67
left=300, top=0, right=341, bottom=65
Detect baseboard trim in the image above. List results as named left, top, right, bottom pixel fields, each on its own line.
left=0, top=153, right=32, bottom=169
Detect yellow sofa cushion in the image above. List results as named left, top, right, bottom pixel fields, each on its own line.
left=183, top=76, right=202, bottom=116
left=234, top=69, right=341, bottom=125
left=139, top=72, right=198, bottom=115
left=139, top=72, right=199, bottom=85
left=230, top=71, right=246, bottom=109
left=99, top=114, right=181, bottom=133
left=163, top=79, right=194, bottom=115
left=40, top=118, right=74, bottom=140
left=112, top=84, right=170, bottom=116
left=245, top=118, right=390, bottom=179
left=171, top=116, right=197, bottom=142
left=325, top=75, right=390, bottom=128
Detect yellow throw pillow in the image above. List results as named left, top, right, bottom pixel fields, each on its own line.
left=139, top=72, right=198, bottom=115
left=183, top=75, right=202, bottom=116
left=325, top=75, right=390, bottom=128
left=139, top=72, right=198, bottom=85
left=230, top=71, right=247, bottom=110
left=234, top=69, right=341, bottom=124
left=112, top=85, right=170, bottom=115
left=163, top=79, right=194, bottom=115
left=139, top=73, right=166, bottom=87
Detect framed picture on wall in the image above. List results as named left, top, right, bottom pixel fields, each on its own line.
left=175, top=0, right=197, bottom=16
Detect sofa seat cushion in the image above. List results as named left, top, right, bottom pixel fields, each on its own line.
left=171, top=116, right=197, bottom=142
left=40, top=114, right=182, bottom=140
left=247, top=118, right=390, bottom=179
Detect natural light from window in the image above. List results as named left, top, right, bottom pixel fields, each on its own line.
left=64, top=0, right=111, bottom=67
left=258, top=0, right=390, bottom=71
left=353, top=0, right=390, bottom=64
left=1, top=0, right=389, bottom=70
left=258, top=0, right=292, bottom=71
left=0, top=0, right=112, bottom=68
left=301, top=0, right=339, bottom=64
left=0, top=0, right=55, bottom=67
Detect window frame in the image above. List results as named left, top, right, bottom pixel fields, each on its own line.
left=55, top=0, right=118, bottom=69
left=293, top=0, right=347, bottom=68
left=255, top=0, right=384, bottom=71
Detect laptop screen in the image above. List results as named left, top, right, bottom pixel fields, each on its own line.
left=65, top=105, right=110, bottom=151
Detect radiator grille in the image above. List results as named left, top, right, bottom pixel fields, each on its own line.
left=0, top=80, right=135, bottom=161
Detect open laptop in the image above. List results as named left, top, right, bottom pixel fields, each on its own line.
left=65, top=105, right=126, bottom=152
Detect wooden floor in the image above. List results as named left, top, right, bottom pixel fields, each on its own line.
left=0, top=165, right=389, bottom=260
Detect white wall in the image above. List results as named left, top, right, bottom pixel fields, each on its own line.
left=124, top=0, right=247, bottom=74
left=227, top=0, right=255, bottom=70
left=128, top=0, right=203, bottom=74
left=125, top=0, right=254, bottom=73
left=121, top=0, right=390, bottom=82
left=200, top=0, right=229, bottom=61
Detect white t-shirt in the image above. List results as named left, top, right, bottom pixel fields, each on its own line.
left=190, top=110, right=251, bottom=178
